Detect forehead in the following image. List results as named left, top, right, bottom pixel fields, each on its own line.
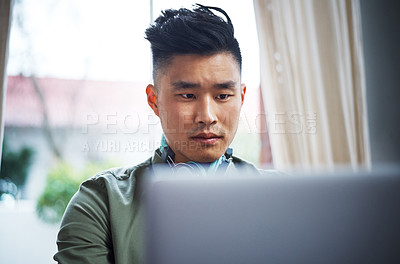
left=157, top=53, right=241, bottom=87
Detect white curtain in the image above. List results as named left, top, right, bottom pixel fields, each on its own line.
left=254, top=0, right=370, bottom=171
left=0, top=0, right=13, bottom=160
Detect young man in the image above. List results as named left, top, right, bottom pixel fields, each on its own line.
left=54, top=5, right=263, bottom=263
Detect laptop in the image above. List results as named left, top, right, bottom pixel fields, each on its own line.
left=142, top=166, right=400, bottom=264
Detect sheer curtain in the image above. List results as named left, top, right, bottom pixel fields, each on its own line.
left=0, top=0, right=13, bottom=159
left=254, top=0, right=370, bottom=171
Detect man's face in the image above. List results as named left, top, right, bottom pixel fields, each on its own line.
left=146, top=52, right=246, bottom=163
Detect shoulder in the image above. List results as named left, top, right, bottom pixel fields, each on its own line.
left=82, top=157, right=152, bottom=193
left=231, top=156, right=286, bottom=176
left=64, top=157, right=153, bottom=217
left=231, top=155, right=259, bottom=173
left=63, top=157, right=153, bottom=218
left=231, top=155, right=256, bottom=167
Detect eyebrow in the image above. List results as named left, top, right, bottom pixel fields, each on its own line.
left=213, top=81, right=237, bottom=89
left=171, top=81, right=200, bottom=90
left=171, top=80, right=237, bottom=90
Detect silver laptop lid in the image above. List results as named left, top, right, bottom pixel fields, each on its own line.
left=142, top=166, right=400, bottom=264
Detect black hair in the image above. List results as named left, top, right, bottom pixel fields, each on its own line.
left=145, top=4, right=242, bottom=81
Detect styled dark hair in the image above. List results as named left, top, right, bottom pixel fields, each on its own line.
left=145, top=4, right=242, bottom=81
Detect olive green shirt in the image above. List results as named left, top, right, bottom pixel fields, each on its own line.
left=54, top=150, right=262, bottom=264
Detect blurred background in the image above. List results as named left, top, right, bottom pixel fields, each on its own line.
left=1, top=0, right=399, bottom=263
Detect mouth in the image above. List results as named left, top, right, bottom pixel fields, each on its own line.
left=190, top=132, right=223, bottom=145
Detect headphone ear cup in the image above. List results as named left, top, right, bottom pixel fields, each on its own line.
left=161, top=145, right=233, bottom=176
left=173, top=163, right=197, bottom=176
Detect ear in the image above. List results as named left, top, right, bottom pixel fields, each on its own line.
left=146, top=84, right=159, bottom=117
left=240, top=83, right=246, bottom=106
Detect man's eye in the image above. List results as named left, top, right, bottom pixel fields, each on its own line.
left=216, top=94, right=231, bottom=100
left=181, top=94, right=195, bottom=99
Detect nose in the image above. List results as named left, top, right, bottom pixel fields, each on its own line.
left=194, top=96, right=217, bottom=125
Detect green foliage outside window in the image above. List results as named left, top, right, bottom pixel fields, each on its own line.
left=36, top=161, right=116, bottom=224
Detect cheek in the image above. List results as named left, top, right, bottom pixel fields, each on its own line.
left=220, top=103, right=241, bottom=127
left=159, top=101, right=194, bottom=131
left=180, top=112, right=195, bottom=129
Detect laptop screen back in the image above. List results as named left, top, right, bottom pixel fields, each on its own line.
left=143, top=168, right=400, bottom=264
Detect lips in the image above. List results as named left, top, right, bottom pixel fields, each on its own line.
left=190, top=133, right=222, bottom=145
